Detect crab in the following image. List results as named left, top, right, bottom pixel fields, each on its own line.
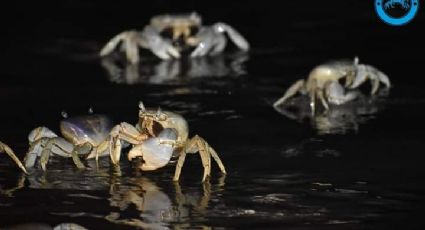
left=273, top=57, right=391, bottom=114
left=3, top=105, right=226, bottom=182
left=23, top=114, right=114, bottom=171
left=100, top=12, right=250, bottom=63
left=108, top=102, right=227, bottom=182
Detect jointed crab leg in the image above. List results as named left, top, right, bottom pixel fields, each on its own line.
left=100, top=31, right=143, bottom=64
left=173, top=135, right=226, bottom=182
left=38, top=137, right=87, bottom=170
left=107, top=122, right=149, bottom=164
left=273, top=79, right=305, bottom=107
left=0, top=141, right=27, bottom=173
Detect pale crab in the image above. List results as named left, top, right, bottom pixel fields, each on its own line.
left=2, top=106, right=226, bottom=182
left=273, top=57, right=391, bottom=114
left=109, top=102, right=227, bottom=182
left=100, top=12, right=250, bottom=63
left=23, top=114, right=114, bottom=171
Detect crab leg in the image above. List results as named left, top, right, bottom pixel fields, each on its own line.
left=100, top=31, right=142, bottom=64
left=173, top=135, right=226, bottom=182
left=108, top=122, right=149, bottom=164
left=274, top=79, right=305, bottom=107
left=308, top=81, right=318, bottom=115
left=86, top=139, right=110, bottom=162
left=317, top=89, right=329, bottom=111
left=70, top=143, right=92, bottom=169
left=213, top=23, right=250, bottom=51
left=0, top=141, right=27, bottom=174
left=39, top=137, right=86, bottom=170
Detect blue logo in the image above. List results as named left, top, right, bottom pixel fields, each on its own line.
left=375, top=0, right=419, bottom=26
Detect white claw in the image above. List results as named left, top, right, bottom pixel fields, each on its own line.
left=129, top=128, right=177, bottom=171
left=326, top=81, right=357, bottom=105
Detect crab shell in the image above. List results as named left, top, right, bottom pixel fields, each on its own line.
left=150, top=13, right=202, bottom=40
left=138, top=109, right=189, bottom=145
left=306, top=61, right=355, bottom=91
left=60, top=115, right=113, bottom=146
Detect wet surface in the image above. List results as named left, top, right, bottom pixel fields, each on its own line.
left=1, top=1, right=425, bottom=229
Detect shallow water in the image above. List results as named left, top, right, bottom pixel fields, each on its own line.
left=1, top=1, right=425, bottom=229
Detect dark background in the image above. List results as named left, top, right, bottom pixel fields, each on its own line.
left=2, top=0, right=424, bottom=84
left=1, top=1, right=425, bottom=229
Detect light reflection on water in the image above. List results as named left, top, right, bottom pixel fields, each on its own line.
left=1, top=154, right=420, bottom=230
left=0, top=158, right=225, bottom=229
left=274, top=89, right=389, bottom=135
left=101, top=52, right=249, bottom=85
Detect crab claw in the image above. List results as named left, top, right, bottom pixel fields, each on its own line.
left=128, top=128, right=177, bottom=171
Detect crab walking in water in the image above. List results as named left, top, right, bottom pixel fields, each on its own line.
left=273, top=57, right=391, bottom=114
left=108, top=102, right=227, bottom=182
left=100, top=12, right=250, bottom=63
left=6, top=104, right=226, bottom=182
left=23, top=115, right=114, bottom=170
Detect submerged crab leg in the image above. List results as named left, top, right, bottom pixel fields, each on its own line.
left=173, top=150, right=187, bottom=182
left=309, top=83, right=317, bottom=115
left=273, top=79, right=305, bottom=107
left=173, top=135, right=226, bottom=182
left=317, top=89, right=329, bottom=110
left=86, top=139, right=110, bottom=162
left=0, top=141, right=27, bottom=174
left=70, top=143, right=91, bottom=169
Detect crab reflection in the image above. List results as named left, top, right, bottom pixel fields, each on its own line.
left=101, top=52, right=248, bottom=84
left=106, top=176, right=223, bottom=229
left=274, top=90, right=389, bottom=134
left=1, top=165, right=224, bottom=230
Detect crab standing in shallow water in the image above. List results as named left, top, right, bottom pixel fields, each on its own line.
left=273, top=57, right=391, bottom=114
left=109, top=102, right=227, bottom=182
left=1, top=104, right=226, bottom=182
left=100, top=12, right=250, bottom=63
